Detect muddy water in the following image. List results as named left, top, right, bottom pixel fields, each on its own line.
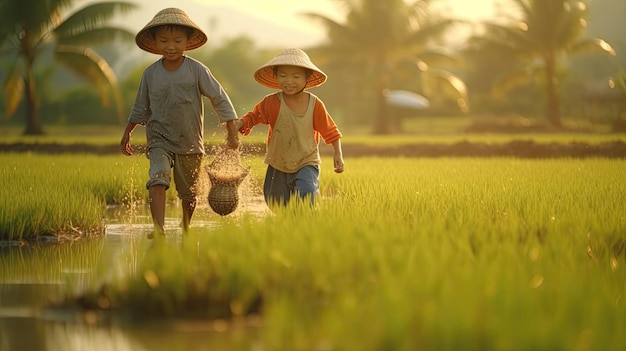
left=0, top=196, right=269, bottom=351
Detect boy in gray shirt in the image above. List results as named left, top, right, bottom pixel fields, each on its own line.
left=120, top=8, right=239, bottom=237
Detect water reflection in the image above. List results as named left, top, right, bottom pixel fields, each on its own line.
left=0, top=249, right=260, bottom=350
left=1, top=311, right=260, bottom=351
left=0, top=197, right=268, bottom=351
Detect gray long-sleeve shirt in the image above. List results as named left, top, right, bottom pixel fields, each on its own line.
left=128, top=56, right=237, bottom=155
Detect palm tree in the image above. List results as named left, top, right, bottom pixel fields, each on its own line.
left=304, top=0, right=466, bottom=134
left=468, top=0, right=615, bottom=127
left=0, top=0, right=136, bottom=135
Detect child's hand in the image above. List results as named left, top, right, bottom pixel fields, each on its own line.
left=226, top=132, right=240, bottom=150
left=225, top=120, right=241, bottom=150
left=233, top=119, right=244, bottom=131
left=120, top=133, right=134, bottom=156
left=334, top=154, right=344, bottom=173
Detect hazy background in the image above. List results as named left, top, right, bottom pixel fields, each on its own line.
left=80, top=0, right=500, bottom=46
left=77, top=0, right=502, bottom=74
left=2, top=0, right=624, bottom=134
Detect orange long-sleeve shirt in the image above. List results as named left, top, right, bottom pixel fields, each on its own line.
left=238, top=92, right=342, bottom=146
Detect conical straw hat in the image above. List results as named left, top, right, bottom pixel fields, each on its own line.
left=135, top=8, right=207, bottom=54
left=254, top=48, right=327, bottom=89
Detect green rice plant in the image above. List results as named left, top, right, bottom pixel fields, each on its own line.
left=0, top=152, right=265, bottom=240
left=0, top=154, right=149, bottom=240
left=91, top=157, right=626, bottom=350
left=1, top=154, right=624, bottom=349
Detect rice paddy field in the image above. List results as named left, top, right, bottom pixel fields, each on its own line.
left=1, top=149, right=625, bottom=350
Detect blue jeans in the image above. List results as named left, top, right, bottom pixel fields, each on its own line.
left=263, top=165, right=319, bottom=207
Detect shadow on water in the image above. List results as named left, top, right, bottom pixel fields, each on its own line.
left=0, top=196, right=269, bottom=351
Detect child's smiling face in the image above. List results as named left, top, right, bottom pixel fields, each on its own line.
left=276, top=65, right=308, bottom=95
left=154, top=26, right=189, bottom=62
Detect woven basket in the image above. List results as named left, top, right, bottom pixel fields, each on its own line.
left=206, top=150, right=249, bottom=216
left=208, top=184, right=240, bottom=216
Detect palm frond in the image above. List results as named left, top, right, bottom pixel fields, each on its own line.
left=0, top=0, right=72, bottom=45
left=406, top=0, right=434, bottom=24
left=419, top=67, right=469, bottom=112
left=482, top=22, right=534, bottom=52
left=568, top=38, right=616, bottom=56
left=416, top=51, right=463, bottom=67
left=55, top=45, right=125, bottom=121
left=491, top=67, right=534, bottom=97
left=551, top=1, right=587, bottom=47
left=2, top=58, right=27, bottom=117
left=301, top=13, right=351, bottom=38
left=54, top=2, right=136, bottom=39
left=56, top=26, right=135, bottom=46
left=428, top=68, right=468, bottom=98
left=404, top=19, right=457, bottom=46
left=511, top=0, right=533, bottom=21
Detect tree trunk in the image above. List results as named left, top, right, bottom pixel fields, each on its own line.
left=22, top=64, right=43, bottom=135
left=544, top=52, right=561, bottom=127
left=20, top=32, right=44, bottom=135
left=373, top=56, right=391, bottom=135
left=374, top=89, right=390, bottom=134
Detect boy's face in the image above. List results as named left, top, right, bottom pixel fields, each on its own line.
left=276, top=65, right=307, bottom=95
left=154, top=26, right=189, bottom=62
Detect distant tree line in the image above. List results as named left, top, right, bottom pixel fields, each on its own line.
left=1, top=0, right=624, bottom=135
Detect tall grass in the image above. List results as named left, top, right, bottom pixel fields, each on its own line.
left=107, top=157, right=625, bottom=350
left=0, top=154, right=148, bottom=240
left=0, top=152, right=265, bottom=240
left=1, top=154, right=624, bottom=350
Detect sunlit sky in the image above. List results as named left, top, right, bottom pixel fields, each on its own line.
left=194, top=0, right=499, bottom=21
left=191, top=0, right=500, bottom=43
left=80, top=0, right=500, bottom=48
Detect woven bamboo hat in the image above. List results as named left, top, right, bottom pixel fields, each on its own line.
left=135, top=8, right=207, bottom=54
left=254, top=48, right=327, bottom=89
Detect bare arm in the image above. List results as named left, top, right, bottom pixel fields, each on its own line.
left=224, top=120, right=241, bottom=150
left=331, top=139, right=344, bottom=173
left=120, top=122, right=138, bottom=155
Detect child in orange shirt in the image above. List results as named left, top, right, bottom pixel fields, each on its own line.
left=234, top=48, right=344, bottom=207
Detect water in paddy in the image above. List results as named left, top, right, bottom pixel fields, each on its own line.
left=0, top=197, right=268, bottom=351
